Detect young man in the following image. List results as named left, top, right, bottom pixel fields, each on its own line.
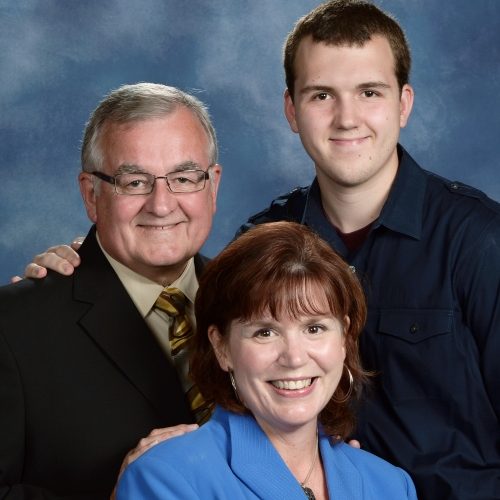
left=239, top=2, right=500, bottom=498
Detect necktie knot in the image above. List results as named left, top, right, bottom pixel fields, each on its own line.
left=155, top=287, right=188, bottom=318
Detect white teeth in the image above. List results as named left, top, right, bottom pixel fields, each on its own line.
left=271, top=379, right=312, bottom=390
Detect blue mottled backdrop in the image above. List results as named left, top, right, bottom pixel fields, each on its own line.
left=1, top=0, right=499, bottom=282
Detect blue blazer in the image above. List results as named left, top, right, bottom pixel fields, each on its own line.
left=117, top=407, right=417, bottom=499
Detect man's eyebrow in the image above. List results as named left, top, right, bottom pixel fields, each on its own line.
left=115, top=164, right=147, bottom=175
left=299, top=81, right=392, bottom=94
left=114, top=161, right=203, bottom=175
left=299, top=85, right=336, bottom=95
left=171, top=161, right=203, bottom=172
left=356, top=81, right=391, bottom=90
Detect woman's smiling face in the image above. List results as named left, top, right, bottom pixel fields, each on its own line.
left=209, top=289, right=347, bottom=436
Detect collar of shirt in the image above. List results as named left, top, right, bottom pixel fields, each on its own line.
left=95, top=233, right=198, bottom=318
left=303, top=144, right=427, bottom=244
left=375, top=144, right=427, bottom=240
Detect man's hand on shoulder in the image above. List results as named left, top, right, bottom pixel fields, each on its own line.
left=10, top=237, right=85, bottom=283
left=110, top=423, right=199, bottom=499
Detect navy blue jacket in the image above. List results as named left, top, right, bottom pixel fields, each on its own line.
left=239, top=146, right=500, bottom=500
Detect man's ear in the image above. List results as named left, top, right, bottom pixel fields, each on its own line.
left=399, top=83, right=414, bottom=128
left=79, top=172, right=98, bottom=223
left=208, top=325, right=231, bottom=371
left=208, top=164, right=222, bottom=213
left=284, top=89, right=300, bottom=133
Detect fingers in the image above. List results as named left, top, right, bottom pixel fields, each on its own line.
left=70, top=236, right=85, bottom=251
left=24, top=245, right=81, bottom=279
left=10, top=276, right=23, bottom=283
left=23, top=263, right=48, bottom=279
left=111, top=423, right=198, bottom=496
left=148, top=423, right=199, bottom=438
left=37, top=245, right=81, bottom=268
left=124, top=424, right=199, bottom=467
left=347, top=439, right=361, bottom=449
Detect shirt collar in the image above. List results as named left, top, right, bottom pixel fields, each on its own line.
left=376, top=144, right=427, bottom=240
left=96, top=233, right=198, bottom=318
left=303, top=144, right=427, bottom=241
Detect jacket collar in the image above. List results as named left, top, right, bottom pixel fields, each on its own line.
left=375, top=145, right=427, bottom=240
left=303, top=144, right=427, bottom=241
left=218, top=407, right=364, bottom=498
left=224, top=409, right=309, bottom=499
left=72, top=226, right=193, bottom=423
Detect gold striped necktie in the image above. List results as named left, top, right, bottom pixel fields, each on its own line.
left=154, top=287, right=212, bottom=424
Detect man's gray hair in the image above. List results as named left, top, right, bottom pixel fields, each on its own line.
left=81, top=83, right=218, bottom=172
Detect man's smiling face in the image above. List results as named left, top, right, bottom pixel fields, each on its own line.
left=285, top=35, right=413, bottom=192
left=79, top=106, right=221, bottom=284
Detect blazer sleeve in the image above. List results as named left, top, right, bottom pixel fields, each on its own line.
left=116, top=458, right=199, bottom=500
left=0, top=328, right=27, bottom=497
left=0, top=331, right=95, bottom=500
left=400, top=467, right=418, bottom=499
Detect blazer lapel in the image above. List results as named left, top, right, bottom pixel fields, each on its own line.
left=321, top=439, right=363, bottom=498
left=194, top=253, right=210, bottom=277
left=72, top=227, right=193, bottom=424
left=227, top=412, right=309, bottom=500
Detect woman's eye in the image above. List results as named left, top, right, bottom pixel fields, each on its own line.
left=307, top=325, right=325, bottom=334
left=255, top=328, right=274, bottom=338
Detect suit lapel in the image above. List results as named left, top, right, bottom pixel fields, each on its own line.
left=194, top=253, right=210, bottom=277
left=72, top=227, right=193, bottom=424
left=227, top=410, right=365, bottom=499
left=321, top=439, right=363, bottom=498
left=227, top=411, right=309, bottom=499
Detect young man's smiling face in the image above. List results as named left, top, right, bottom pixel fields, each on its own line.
left=285, top=35, right=414, bottom=193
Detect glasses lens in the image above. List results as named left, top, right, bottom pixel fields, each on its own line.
left=115, top=173, right=154, bottom=195
left=167, top=170, right=207, bottom=193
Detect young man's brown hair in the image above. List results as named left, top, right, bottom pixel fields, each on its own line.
left=284, top=0, right=411, bottom=99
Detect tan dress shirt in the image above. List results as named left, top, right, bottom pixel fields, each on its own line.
left=97, top=235, right=198, bottom=393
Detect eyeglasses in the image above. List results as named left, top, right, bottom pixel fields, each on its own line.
left=91, top=168, right=211, bottom=195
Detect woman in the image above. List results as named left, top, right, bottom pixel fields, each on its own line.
left=117, top=222, right=417, bottom=499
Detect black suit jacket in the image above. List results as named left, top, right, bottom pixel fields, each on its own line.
left=0, top=226, right=204, bottom=499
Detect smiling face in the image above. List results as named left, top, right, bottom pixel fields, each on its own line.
left=79, top=107, right=222, bottom=284
left=209, top=290, right=347, bottom=436
left=284, top=35, right=413, bottom=193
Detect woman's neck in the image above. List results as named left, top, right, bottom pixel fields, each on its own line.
left=259, top=420, right=328, bottom=500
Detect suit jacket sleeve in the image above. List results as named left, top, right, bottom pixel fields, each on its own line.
left=0, top=330, right=95, bottom=500
left=0, top=226, right=193, bottom=499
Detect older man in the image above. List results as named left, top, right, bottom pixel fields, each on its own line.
left=0, top=83, right=221, bottom=499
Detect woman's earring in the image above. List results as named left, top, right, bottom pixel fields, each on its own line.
left=229, top=369, right=242, bottom=403
left=332, top=365, right=354, bottom=404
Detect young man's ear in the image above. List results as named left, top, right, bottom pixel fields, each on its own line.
left=208, top=325, right=231, bottom=371
left=284, top=89, right=300, bottom=134
left=79, top=172, right=98, bottom=223
left=399, top=84, right=415, bottom=128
